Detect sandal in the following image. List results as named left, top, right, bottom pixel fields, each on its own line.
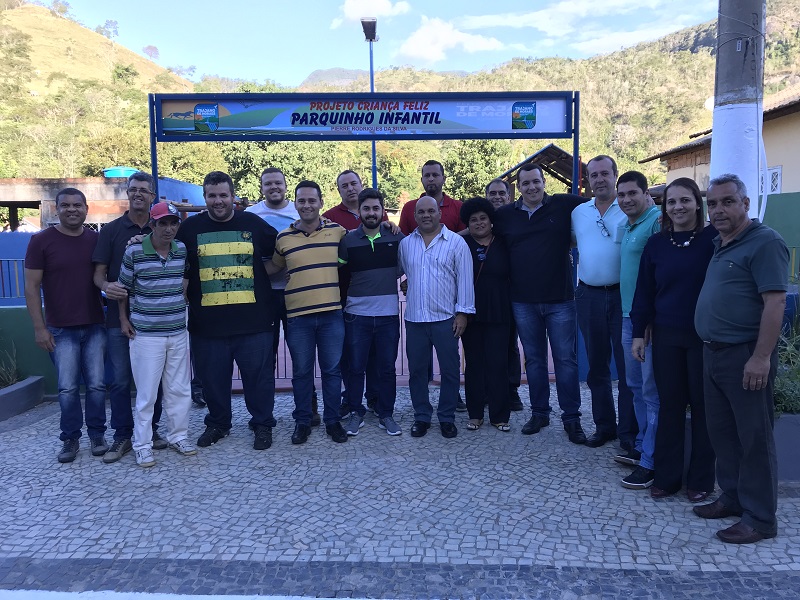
left=491, top=422, right=511, bottom=432
left=466, top=419, right=483, bottom=430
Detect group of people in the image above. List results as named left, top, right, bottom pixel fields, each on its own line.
left=570, top=158, right=789, bottom=545
left=24, top=156, right=789, bottom=545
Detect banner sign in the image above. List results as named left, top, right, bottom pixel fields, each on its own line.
left=153, top=92, right=574, bottom=142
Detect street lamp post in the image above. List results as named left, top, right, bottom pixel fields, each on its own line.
left=360, top=17, right=378, bottom=188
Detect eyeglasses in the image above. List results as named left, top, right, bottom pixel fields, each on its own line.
left=127, top=187, right=154, bottom=197
left=476, top=246, right=488, bottom=262
left=596, top=218, right=610, bottom=237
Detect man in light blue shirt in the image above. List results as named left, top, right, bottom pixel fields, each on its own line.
left=572, top=155, right=635, bottom=454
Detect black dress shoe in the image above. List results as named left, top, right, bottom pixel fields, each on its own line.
left=410, top=421, right=430, bottom=437
left=326, top=422, right=348, bottom=443
left=291, top=423, right=311, bottom=445
left=563, top=421, right=587, bottom=444
left=521, top=415, right=550, bottom=435
left=585, top=431, right=617, bottom=448
left=440, top=422, right=458, bottom=438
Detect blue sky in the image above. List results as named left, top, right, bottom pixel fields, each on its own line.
left=63, top=0, right=718, bottom=88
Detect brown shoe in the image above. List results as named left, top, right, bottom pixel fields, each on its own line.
left=692, top=499, right=743, bottom=519
left=650, top=486, right=675, bottom=499
left=687, top=489, right=711, bottom=503
left=716, top=521, right=776, bottom=544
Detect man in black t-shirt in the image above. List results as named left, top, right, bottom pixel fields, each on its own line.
left=492, top=163, right=588, bottom=446
left=176, top=171, right=279, bottom=451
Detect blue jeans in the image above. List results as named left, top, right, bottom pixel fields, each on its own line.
left=512, top=301, right=581, bottom=423
left=622, top=317, right=660, bottom=468
left=405, top=318, right=461, bottom=424
left=575, top=284, right=636, bottom=445
left=192, top=331, right=276, bottom=431
left=286, top=310, right=344, bottom=426
left=344, top=313, right=400, bottom=419
left=49, top=324, right=107, bottom=441
left=107, top=327, right=162, bottom=440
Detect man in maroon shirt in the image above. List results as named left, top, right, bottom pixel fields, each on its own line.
left=399, top=160, right=465, bottom=235
left=24, top=188, right=107, bottom=463
left=323, top=169, right=385, bottom=416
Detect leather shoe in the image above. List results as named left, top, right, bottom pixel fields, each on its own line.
left=692, top=499, right=743, bottom=519
left=687, top=489, right=711, bottom=503
left=563, top=421, right=586, bottom=444
left=410, top=421, right=430, bottom=438
left=650, top=486, right=676, bottom=499
left=716, top=521, right=776, bottom=544
left=440, top=422, right=458, bottom=438
left=521, top=415, right=550, bottom=435
left=585, top=431, right=617, bottom=448
left=291, top=423, right=311, bottom=445
left=326, top=422, right=348, bottom=443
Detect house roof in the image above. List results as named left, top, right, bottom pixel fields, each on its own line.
left=498, top=143, right=591, bottom=195
left=640, top=82, right=800, bottom=164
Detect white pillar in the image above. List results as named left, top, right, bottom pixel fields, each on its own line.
left=709, top=0, right=766, bottom=218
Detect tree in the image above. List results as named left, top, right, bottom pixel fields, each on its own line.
left=142, top=45, right=159, bottom=61
left=111, top=63, right=138, bottom=86
left=375, top=141, right=439, bottom=209
left=221, top=141, right=347, bottom=201
left=444, top=139, right=513, bottom=200
left=95, top=19, right=119, bottom=40
left=0, top=15, right=33, bottom=97
left=168, top=65, right=196, bottom=79
left=48, top=0, right=71, bottom=18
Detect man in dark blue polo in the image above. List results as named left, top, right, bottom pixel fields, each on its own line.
left=492, top=163, right=588, bottom=445
left=338, top=188, right=404, bottom=436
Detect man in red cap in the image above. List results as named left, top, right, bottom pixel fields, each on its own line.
left=117, top=202, right=196, bottom=468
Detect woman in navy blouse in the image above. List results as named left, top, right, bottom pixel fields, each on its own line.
left=459, top=198, right=512, bottom=432
left=630, top=178, right=717, bottom=502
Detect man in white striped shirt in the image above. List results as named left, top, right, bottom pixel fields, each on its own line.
left=399, top=196, right=475, bottom=439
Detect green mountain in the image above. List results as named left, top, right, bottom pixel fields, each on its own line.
left=1, top=0, right=799, bottom=211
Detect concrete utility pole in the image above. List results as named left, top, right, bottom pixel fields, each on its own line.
left=709, top=0, right=766, bottom=218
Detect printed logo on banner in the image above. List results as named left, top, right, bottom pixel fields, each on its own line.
left=511, top=102, right=536, bottom=130
left=194, top=104, right=219, bottom=132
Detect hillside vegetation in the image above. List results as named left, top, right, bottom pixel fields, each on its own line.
left=1, top=0, right=799, bottom=213
left=3, top=4, right=192, bottom=95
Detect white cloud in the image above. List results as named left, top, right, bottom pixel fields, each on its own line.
left=454, top=0, right=714, bottom=39
left=569, top=21, right=694, bottom=54
left=570, top=15, right=708, bottom=55
left=395, top=16, right=506, bottom=63
left=330, top=0, right=411, bottom=29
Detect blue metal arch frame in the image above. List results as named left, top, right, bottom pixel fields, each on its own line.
left=148, top=90, right=581, bottom=196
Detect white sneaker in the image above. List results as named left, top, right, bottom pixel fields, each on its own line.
left=135, top=448, right=155, bottom=468
left=169, top=438, right=197, bottom=456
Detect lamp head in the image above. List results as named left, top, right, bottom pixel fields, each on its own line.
left=360, top=17, right=377, bottom=42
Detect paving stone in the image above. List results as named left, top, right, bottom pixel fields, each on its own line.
left=0, top=385, right=798, bottom=597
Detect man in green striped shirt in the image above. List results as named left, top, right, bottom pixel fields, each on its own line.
left=118, top=202, right=196, bottom=467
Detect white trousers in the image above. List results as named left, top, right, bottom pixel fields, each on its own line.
left=130, top=330, right=192, bottom=451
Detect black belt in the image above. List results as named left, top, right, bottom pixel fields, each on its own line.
left=704, top=341, right=747, bottom=351
left=578, top=281, right=620, bottom=291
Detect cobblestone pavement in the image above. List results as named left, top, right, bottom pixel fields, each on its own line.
left=1, top=385, right=799, bottom=599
